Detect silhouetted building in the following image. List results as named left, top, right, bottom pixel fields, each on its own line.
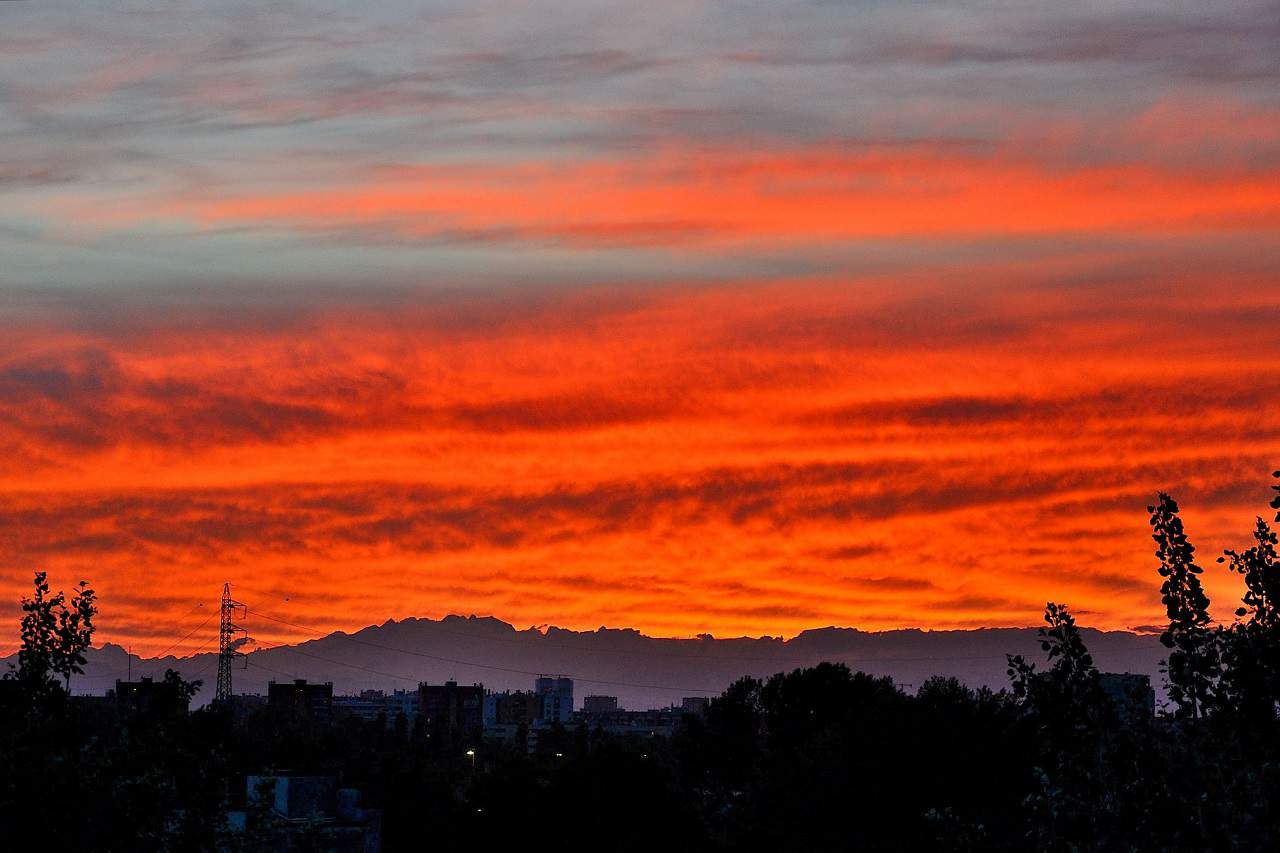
left=484, top=689, right=540, bottom=726
left=583, top=695, right=619, bottom=714
left=113, top=676, right=191, bottom=718
left=570, top=707, right=682, bottom=739
left=227, top=775, right=381, bottom=852
left=227, top=693, right=266, bottom=725
left=69, top=694, right=114, bottom=715
left=535, top=676, right=574, bottom=723
left=384, top=688, right=418, bottom=721
left=268, top=679, right=334, bottom=722
left=419, top=680, right=483, bottom=739
left=1100, top=672, right=1155, bottom=721
left=334, top=689, right=418, bottom=727
left=681, top=696, right=709, bottom=715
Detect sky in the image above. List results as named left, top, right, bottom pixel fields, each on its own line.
left=2, top=0, right=1279, bottom=656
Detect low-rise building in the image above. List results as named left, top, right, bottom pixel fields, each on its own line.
left=268, top=679, right=334, bottom=722
left=113, top=676, right=192, bottom=718
left=334, top=689, right=419, bottom=727
left=484, top=689, right=541, bottom=727
left=227, top=774, right=381, bottom=853
left=1100, top=672, right=1156, bottom=721
left=227, top=693, right=266, bottom=725
left=572, top=707, right=683, bottom=739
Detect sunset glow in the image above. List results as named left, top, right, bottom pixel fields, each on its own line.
left=3, top=0, right=1280, bottom=656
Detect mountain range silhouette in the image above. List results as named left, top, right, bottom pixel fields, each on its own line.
left=22, top=614, right=1167, bottom=710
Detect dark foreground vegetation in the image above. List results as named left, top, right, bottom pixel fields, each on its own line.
left=6, top=474, right=1280, bottom=851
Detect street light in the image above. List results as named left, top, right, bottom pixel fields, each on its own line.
left=466, top=748, right=476, bottom=773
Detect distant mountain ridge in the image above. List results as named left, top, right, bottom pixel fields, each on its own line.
left=18, top=615, right=1167, bottom=710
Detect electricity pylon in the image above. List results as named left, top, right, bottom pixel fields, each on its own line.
left=215, top=582, right=247, bottom=703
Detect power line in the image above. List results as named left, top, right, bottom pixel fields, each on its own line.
left=78, top=636, right=220, bottom=682
left=140, top=602, right=211, bottom=656
left=265, top=644, right=418, bottom=684
left=189, top=658, right=219, bottom=680
left=243, top=654, right=302, bottom=681
left=75, top=604, right=219, bottom=680
left=139, top=637, right=218, bottom=678
left=147, top=614, right=216, bottom=662
left=174, top=640, right=220, bottom=679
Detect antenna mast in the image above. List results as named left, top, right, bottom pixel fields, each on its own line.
left=215, top=582, right=247, bottom=703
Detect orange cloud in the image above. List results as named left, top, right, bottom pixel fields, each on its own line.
left=2, top=270, right=1280, bottom=656
left=160, top=146, right=1280, bottom=245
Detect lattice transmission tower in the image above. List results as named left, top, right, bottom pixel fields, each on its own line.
left=215, top=582, right=248, bottom=703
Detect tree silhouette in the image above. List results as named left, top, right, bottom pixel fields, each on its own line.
left=7, top=571, right=97, bottom=696
left=163, top=668, right=204, bottom=706
left=54, top=579, right=97, bottom=692
left=1216, top=517, right=1280, bottom=723
left=1006, top=601, right=1106, bottom=752
left=1271, top=469, right=1280, bottom=522
left=1149, top=493, right=1217, bottom=718
left=1220, top=517, right=1280, bottom=628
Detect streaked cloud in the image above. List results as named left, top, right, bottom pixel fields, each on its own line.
left=2, top=274, right=1279, bottom=653
left=0, top=0, right=1277, bottom=653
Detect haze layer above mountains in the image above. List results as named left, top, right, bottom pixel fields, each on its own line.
left=31, top=615, right=1166, bottom=710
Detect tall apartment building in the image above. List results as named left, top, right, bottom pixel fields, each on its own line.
left=419, top=680, right=484, bottom=739
left=534, top=676, right=574, bottom=723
